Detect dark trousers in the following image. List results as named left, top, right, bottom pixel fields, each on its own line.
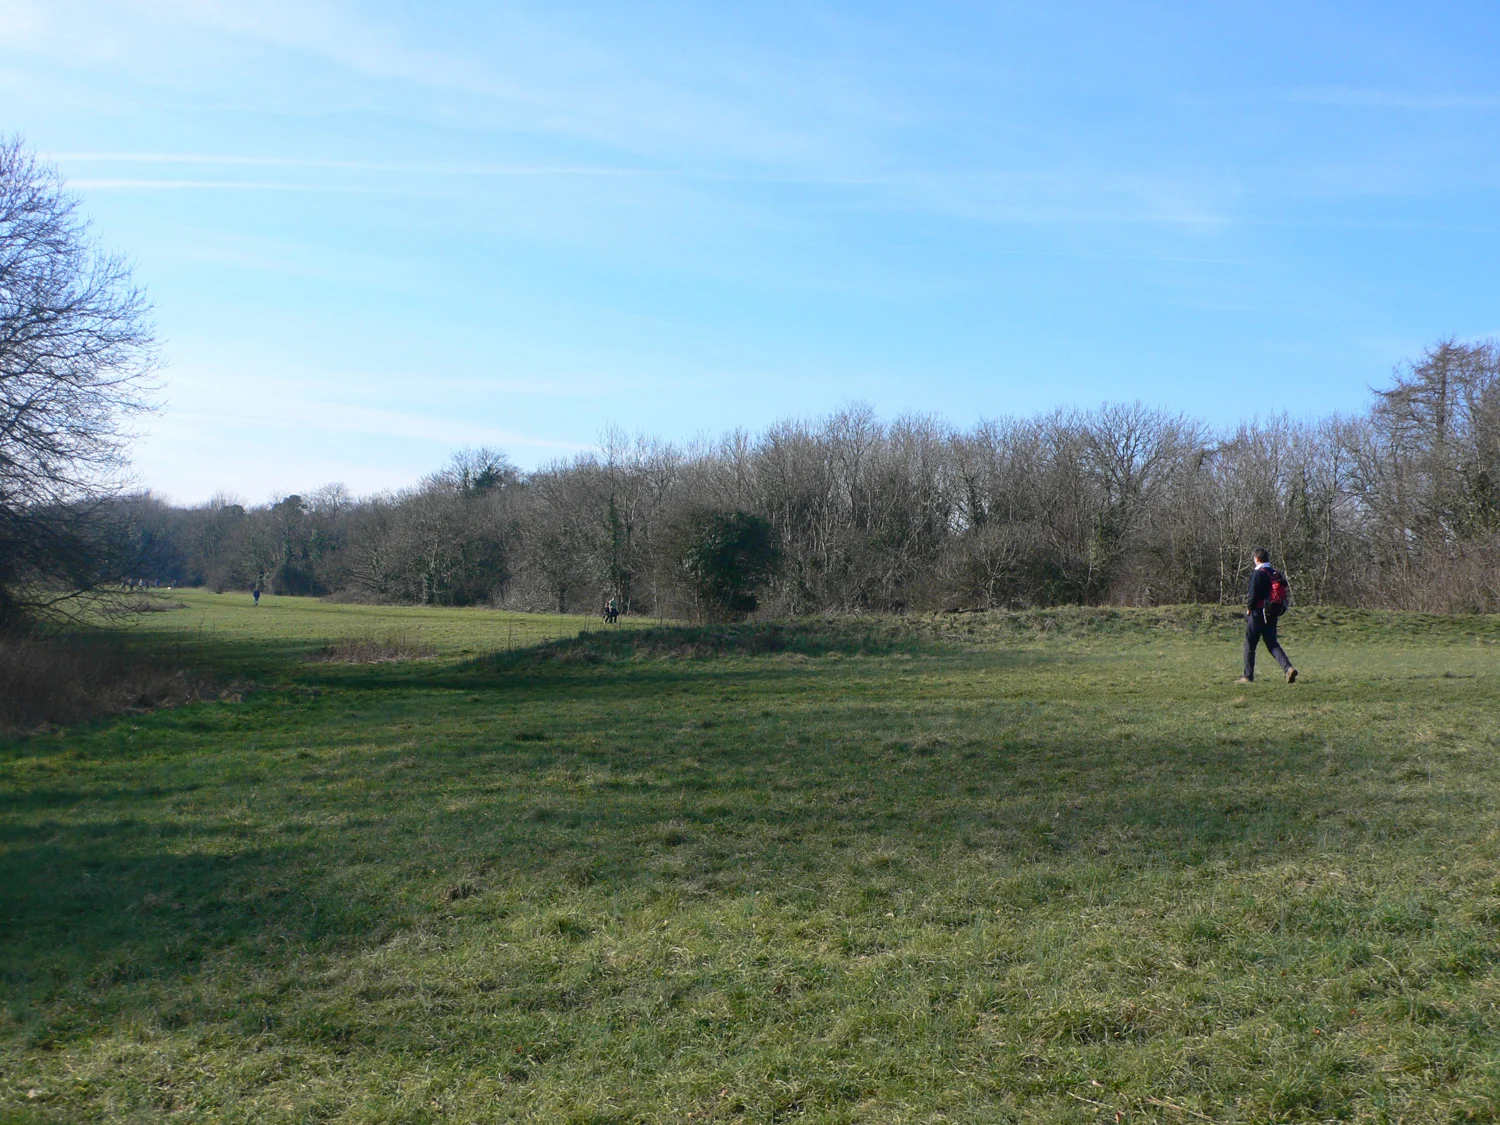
left=1244, top=612, right=1291, bottom=679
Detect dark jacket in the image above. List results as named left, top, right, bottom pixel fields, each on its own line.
left=1246, top=564, right=1274, bottom=610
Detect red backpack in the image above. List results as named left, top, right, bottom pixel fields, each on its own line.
left=1265, top=567, right=1290, bottom=619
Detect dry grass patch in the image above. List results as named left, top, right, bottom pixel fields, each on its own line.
left=0, top=631, right=214, bottom=735
left=307, top=632, right=437, bottom=664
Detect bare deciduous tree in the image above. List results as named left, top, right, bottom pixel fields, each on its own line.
left=0, top=138, right=158, bottom=622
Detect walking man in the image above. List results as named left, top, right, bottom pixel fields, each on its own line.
left=1237, top=548, right=1297, bottom=684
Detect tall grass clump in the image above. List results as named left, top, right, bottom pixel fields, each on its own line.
left=307, top=631, right=438, bottom=664
left=0, top=631, right=211, bottom=735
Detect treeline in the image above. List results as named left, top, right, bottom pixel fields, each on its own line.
left=117, top=340, right=1500, bottom=616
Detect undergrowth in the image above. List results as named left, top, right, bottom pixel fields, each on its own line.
left=0, top=630, right=217, bottom=736
left=307, top=632, right=438, bottom=664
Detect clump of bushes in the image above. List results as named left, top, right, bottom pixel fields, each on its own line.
left=666, top=509, right=779, bottom=622
left=0, top=632, right=215, bottom=736
left=308, top=633, right=437, bottom=664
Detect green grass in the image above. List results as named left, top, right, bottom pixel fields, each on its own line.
left=119, top=589, right=596, bottom=674
left=4, top=594, right=1500, bottom=1122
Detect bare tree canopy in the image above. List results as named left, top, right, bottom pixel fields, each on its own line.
left=109, top=341, right=1500, bottom=618
left=0, top=137, right=158, bottom=622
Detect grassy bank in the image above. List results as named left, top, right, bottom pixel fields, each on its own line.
left=3, top=594, right=1500, bottom=1122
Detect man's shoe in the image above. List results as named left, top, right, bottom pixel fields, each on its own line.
left=1286, top=668, right=1298, bottom=683
left=1235, top=676, right=1252, bottom=684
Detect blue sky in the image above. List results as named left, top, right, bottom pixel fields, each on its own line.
left=4, top=1, right=1499, bottom=502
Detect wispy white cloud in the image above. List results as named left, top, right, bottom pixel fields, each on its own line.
left=133, top=376, right=598, bottom=499
left=166, top=402, right=588, bottom=452
left=1282, top=86, right=1500, bottom=110
left=867, top=168, right=1236, bottom=230
left=988, top=247, right=1249, bottom=266
left=7, top=0, right=906, bottom=174
left=53, top=152, right=1239, bottom=232
left=70, top=178, right=400, bottom=191
left=52, top=152, right=662, bottom=177
left=9, top=1, right=1258, bottom=234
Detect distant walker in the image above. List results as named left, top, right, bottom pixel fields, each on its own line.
left=1237, top=548, right=1297, bottom=684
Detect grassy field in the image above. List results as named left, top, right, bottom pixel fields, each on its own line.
left=4, top=591, right=1500, bottom=1123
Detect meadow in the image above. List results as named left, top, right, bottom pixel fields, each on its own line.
left=3, top=590, right=1500, bottom=1123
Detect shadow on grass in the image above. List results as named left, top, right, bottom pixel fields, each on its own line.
left=0, top=837, right=401, bottom=1052
left=283, top=618, right=1060, bottom=698
left=0, top=692, right=1368, bottom=984
left=469, top=618, right=937, bottom=669
left=0, top=735, right=1342, bottom=991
